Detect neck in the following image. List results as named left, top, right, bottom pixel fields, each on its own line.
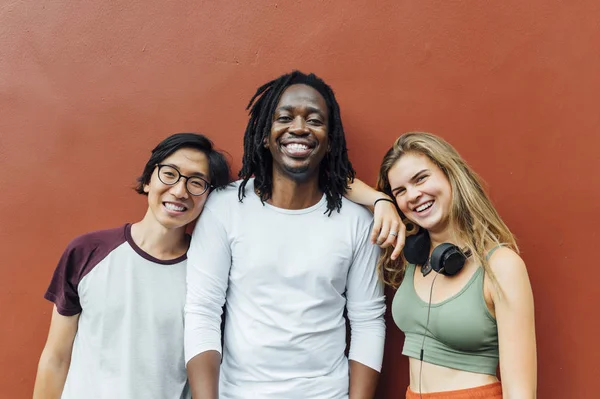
left=266, top=169, right=323, bottom=210
left=130, top=209, right=189, bottom=260
left=428, top=220, right=457, bottom=249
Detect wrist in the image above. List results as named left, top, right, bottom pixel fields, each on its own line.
left=373, top=197, right=395, bottom=208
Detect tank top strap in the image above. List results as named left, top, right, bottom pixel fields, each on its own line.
left=399, top=263, right=416, bottom=290
left=485, top=244, right=505, bottom=260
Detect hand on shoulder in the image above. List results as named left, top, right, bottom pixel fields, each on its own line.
left=371, top=198, right=405, bottom=260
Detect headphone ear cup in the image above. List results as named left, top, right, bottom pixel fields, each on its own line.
left=430, top=243, right=466, bottom=276
left=402, top=227, right=431, bottom=265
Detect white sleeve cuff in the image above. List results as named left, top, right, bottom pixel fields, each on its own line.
left=347, top=297, right=386, bottom=371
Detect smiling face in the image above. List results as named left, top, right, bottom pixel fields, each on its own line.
left=144, top=148, right=210, bottom=230
left=266, top=84, right=329, bottom=182
left=388, top=152, right=453, bottom=234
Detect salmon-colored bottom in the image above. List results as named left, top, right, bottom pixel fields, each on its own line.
left=405, top=382, right=502, bottom=398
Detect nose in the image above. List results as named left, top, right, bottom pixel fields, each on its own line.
left=288, top=116, right=309, bottom=134
left=406, top=185, right=422, bottom=203
left=170, top=178, right=189, bottom=199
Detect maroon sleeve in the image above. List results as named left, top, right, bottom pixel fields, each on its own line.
left=44, top=225, right=128, bottom=316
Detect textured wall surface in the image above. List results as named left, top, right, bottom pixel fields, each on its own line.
left=1, top=1, right=598, bottom=397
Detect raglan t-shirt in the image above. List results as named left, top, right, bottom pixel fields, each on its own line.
left=44, top=224, right=190, bottom=399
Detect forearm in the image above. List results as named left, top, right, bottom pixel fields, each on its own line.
left=501, top=350, right=537, bottom=399
left=346, top=178, right=390, bottom=207
left=502, top=387, right=537, bottom=399
left=349, top=360, right=380, bottom=399
left=500, top=347, right=537, bottom=399
left=186, top=350, right=221, bottom=399
left=33, top=354, right=70, bottom=399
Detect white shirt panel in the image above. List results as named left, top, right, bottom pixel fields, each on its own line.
left=185, top=180, right=385, bottom=399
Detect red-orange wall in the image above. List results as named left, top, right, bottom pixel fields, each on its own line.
left=1, top=1, right=598, bottom=397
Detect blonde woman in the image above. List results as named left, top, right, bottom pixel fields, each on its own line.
left=374, top=132, right=536, bottom=398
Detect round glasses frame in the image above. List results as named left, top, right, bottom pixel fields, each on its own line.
left=155, top=164, right=212, bottom=196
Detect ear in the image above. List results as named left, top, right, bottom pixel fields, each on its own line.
left=263, top=136, right=269, bottom=148
left=143, top=183, right=150, bottom=194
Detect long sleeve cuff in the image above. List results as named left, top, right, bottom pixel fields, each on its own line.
left=184, top=305, right=223, bottom=365
left=347, top=297, right=386, bottom=371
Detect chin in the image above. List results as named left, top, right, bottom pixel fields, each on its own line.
left=281, top=164, right=317, bottom=182
left=157, top=216, right=191, bottom=230
left=412, top=215, right=442, bottom=232
left=424, top=218, right=450, bottom=234
left=160, top=222, right=186, bottom=231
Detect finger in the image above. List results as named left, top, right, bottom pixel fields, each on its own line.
left=381, top=234, right=396, bottom=248
left=391, top=232, right=405, bottom=260
left=398, top=218, right=407, bottom=236
left=376, top=220, right=391, bottom=246
left=390, top=222, right=406, bottom=260
left=381, top=221, right=400, bottom=248
left=370, top=216, right=383, bottom=244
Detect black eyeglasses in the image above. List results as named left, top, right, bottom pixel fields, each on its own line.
left=156, top=164, right=212, bottom=196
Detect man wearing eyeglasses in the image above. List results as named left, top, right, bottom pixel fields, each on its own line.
left=33, top=133, right=230, bottom=399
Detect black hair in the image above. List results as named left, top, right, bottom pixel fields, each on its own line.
left=135, top=133, right=231, bottom=194
left=238, top=71, right=355, bottom=215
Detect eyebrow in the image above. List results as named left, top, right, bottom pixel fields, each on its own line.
left=390, top=169, right=429, bottom=194
left=163, top=163, right=208, bottom=179
left=276, top=105, right=325, bottom=118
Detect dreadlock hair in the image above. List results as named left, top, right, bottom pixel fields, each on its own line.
left=238, top=71, right=355, bottom=216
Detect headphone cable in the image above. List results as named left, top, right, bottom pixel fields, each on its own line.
left=418, top=273, right=439, bottom=399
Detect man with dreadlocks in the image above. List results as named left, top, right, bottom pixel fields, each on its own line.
left=184, top=71, right=387, bottom=399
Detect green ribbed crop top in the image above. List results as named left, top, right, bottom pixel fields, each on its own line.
left=392, top=261, right=499, bottom=375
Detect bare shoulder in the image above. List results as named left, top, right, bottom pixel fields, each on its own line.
left=486, top=247, right=532, bottom=301
left=488, top=247, right=527, bottom=277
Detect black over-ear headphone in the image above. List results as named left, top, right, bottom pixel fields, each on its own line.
left=402, top=225, right=471, bottom=277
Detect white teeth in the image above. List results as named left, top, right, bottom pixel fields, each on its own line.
left=285, top=143, right=309, bottom=151
left=164, top=203, right=186, bottom=212
left=416, top=201, right=433, bottom=212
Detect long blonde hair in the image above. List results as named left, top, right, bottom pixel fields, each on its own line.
left=376, top=132, right=518, bottom=289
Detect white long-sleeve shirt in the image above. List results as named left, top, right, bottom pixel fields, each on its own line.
left=185, top=179, right=385, bottom=399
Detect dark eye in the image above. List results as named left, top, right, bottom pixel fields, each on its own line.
left=276, top=115, right=292, bottom=122
left=190, top=179, right=206, bottom=189
left=395, top=188, right=406, bottom=197
left=416, top=174, right=428, bottom=183
left=307, top=118, right=323, bottom=126
left=163, top=171, right=176, bottom=178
